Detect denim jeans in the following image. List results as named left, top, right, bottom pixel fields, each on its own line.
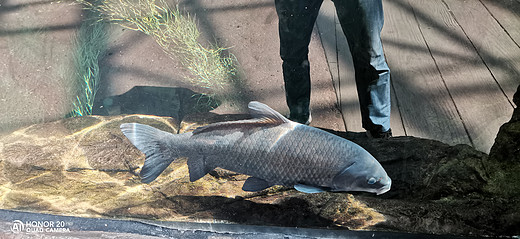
left=275, top=0, right=391, bottom=132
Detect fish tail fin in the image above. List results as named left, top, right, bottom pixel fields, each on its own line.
left=120, top=123, right=187, bottom=183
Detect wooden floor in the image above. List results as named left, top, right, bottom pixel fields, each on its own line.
left=315, top=0, right=520, bottom=153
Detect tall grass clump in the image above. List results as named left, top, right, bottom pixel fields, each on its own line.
left=77, top=0, right=240, bottom=106
left=70, top=10, right=108, bottom=117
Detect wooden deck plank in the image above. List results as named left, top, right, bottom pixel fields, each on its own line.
left=443, top=0, right=520, bottom=106
left=389, top=84, right=406, bottom=136
left=381, top=0, right=471, bottom=146
left=480, top=0, right=520, bottom=49
left=316, top=0, right=338, bottom=66
left=316, top=0, right=339, bottom=103
left=317, top=0, right=362, bottom=132
left=335, top=17, right=364, bottom=133
left=408, top=0, right=513, bottom=153
left=316, top=0, right=345, bottom=131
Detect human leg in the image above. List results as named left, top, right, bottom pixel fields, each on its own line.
left=334, top=0, right=391, bottom=134
left=275, top=0, right=323, bottom=124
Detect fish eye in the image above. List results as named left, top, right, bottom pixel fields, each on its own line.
left=367, top=177, right=377, bottom=185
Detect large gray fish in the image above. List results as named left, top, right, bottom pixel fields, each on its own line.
left=120, top=101, right=391, bottom=195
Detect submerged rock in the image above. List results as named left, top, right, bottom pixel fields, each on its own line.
left=0, top=106, right=519, bottom=236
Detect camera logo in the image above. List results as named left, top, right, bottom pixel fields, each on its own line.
left=10, top=220, right=24, bottom=233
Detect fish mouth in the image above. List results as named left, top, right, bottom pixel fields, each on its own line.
left=376, top=179, right=392, bottom=195
left=376, top=186, right=391, bottom=195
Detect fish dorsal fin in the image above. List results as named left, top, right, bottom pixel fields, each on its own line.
left=248, top=101, right=290, bottom=124
left=193, top=101, right=290, bottom=135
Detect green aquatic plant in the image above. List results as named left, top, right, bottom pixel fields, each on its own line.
left=77, top=0, right=240, bottom=106
left=70, top=11, right=108, bottom=117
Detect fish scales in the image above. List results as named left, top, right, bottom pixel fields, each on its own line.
left=190, top=123, right=354, bottom=187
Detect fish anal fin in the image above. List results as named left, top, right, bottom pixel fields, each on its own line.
left=187, top=156, right=214, bottom=182
left=294, top=184, right=326, bottom=193
left=242, top=177, right=272, bottom=192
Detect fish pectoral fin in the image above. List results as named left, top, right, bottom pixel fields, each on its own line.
left=242, top=177, right=272, bottom=192
left=294, top=184, right=326, bottom=193
left=187, top=156, right=213, bottom=182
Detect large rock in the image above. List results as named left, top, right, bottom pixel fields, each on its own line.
left=489, top=84, right=520, bottom=163
left=487, top=85, right=520, bottom=198
left=0, top=111, right=519, bottom=236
